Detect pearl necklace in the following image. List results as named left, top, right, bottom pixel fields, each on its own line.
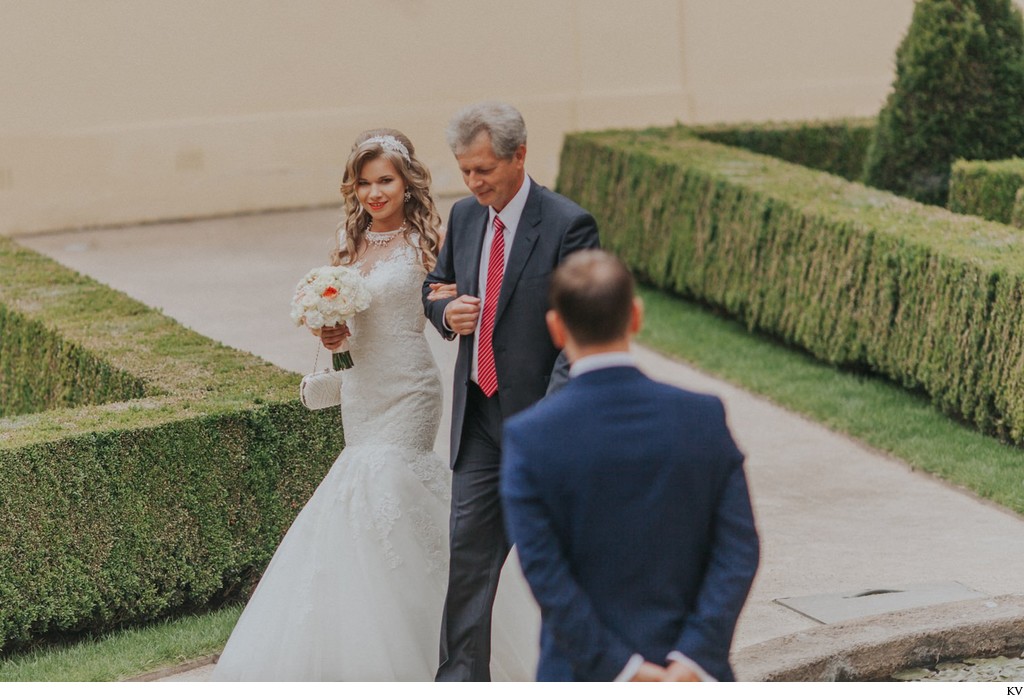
left=365, top=220, right=408, bottom=248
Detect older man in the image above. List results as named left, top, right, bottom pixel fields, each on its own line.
left=423, top=101, right=600, bottom=681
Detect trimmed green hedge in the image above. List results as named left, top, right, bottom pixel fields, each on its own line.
left=693, top=118, right=875, bottom=182
left=948, top=158, right=1024, bottom=225
left=557, top=127, right=1024, bottom=443
left=0, top=308, right=147, bottom=419
left=0, top=236, right=343, bottom=652
left=862, top=0, right=1024, bottom=206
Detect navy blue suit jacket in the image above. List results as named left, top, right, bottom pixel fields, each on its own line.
left=422, top=180, right=599, bottom=467
left=500, top=365, right=759, bottom=681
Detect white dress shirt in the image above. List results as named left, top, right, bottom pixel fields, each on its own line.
left=568, top=351, right=636, bottom=377
left=469, top=174, right=532, bottom=385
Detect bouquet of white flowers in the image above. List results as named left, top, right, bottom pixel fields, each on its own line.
left=291, top=265, right=371, bottom=370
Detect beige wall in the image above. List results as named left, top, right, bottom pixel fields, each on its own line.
left=0, top=0, right=940, bottom=235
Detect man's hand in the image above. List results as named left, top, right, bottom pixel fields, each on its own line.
left=630, top=662, right=668, bottom=682
left=664, top=660, right=702, bottom=682
left=317, top=323, right=350, bottom=351
left=444, top=295, right=481, bottom=336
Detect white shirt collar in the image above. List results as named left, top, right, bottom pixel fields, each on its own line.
left=569, top=351, right=637, bottom=378
left=488, top=174, right=531, bottom=237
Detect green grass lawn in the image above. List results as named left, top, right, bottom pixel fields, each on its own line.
left=4, top=284, right=1024, bottom=681
left=0, top=606, right=240, bottom=682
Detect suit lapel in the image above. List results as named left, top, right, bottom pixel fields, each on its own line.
left=461, top=204, right=489, bottom=298
left=496, top=182, right=543, bottom=322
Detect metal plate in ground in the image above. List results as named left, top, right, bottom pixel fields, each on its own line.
left=776, top=581, right=987, bottom=624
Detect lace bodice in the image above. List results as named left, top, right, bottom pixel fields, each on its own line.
left=343, top=238, right=442, bottom=453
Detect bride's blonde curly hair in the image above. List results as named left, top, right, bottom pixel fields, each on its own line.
left=331, top=128, right=443, bottom=270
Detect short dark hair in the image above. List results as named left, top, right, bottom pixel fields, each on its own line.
left=549, top=250, right=634, bottom=346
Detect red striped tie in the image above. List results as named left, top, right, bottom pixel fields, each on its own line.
left=477, top=216, right=505, bottom=397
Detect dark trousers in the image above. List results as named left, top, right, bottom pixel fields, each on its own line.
left=436, top=383, right=511, bottom=682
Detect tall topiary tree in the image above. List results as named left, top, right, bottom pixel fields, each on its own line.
left=863, top=0, right=1024, bottom=205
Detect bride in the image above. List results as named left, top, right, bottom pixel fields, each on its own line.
left=211, top=129, right=538, bottom=681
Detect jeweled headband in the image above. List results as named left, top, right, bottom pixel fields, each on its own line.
left=360, top=135, right=411, bottom=163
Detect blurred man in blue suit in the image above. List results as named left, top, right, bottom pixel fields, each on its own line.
left=500, top=250, right=759, bottom=682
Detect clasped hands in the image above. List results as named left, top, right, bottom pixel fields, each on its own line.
left=632, top=660, right=702, bottom=682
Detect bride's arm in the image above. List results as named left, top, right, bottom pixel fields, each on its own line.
left=426, top=282, right=457, bottom=301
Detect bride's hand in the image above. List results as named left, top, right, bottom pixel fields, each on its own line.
left=427, top=282, right=458, bottom=301
left=317, top=323, right=351, bottom=351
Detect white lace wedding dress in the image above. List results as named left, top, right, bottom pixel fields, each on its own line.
left=212, top=238, right=539, bottom=681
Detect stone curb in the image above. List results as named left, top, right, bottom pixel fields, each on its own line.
left=733, top=594, right=1024, bottom=681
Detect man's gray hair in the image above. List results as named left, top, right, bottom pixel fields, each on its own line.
left=445, top=101, right=527, bottom=160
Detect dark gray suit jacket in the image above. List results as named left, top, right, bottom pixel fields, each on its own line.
left=422, top=179, right=599, bottom=467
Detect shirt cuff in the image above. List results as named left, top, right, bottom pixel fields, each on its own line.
left=666, top=651, right=716, bottom=682
left=614, top=654, right=645, bottom=682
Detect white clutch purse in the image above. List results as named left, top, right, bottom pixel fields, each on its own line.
left=299, top=342, right=345, bottom=410
left=299, top=368, right=344, bottom=410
